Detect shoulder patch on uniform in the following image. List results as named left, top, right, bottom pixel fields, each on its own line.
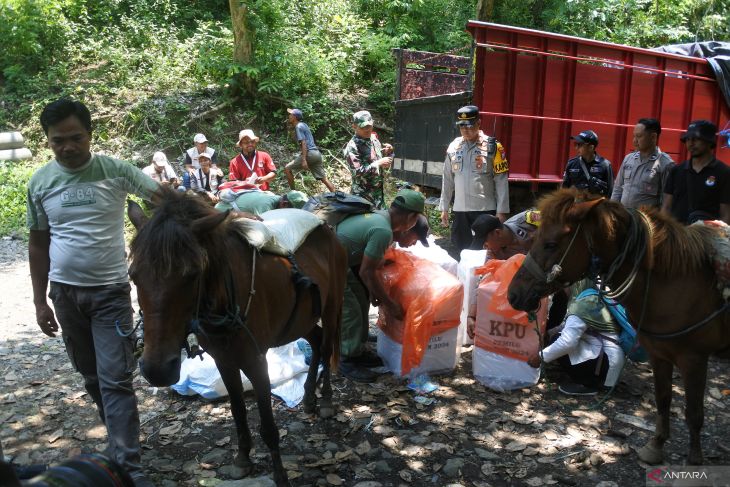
left=493, top=142, right=509, bottom=174
left=447, top=137, right=464, bottom=152
left=525, top=210, right=541, bottom=227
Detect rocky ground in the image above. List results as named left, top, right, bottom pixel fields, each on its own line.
left=1, top=238, right=729, bottom=487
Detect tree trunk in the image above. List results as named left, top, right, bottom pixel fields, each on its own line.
left=229, top=0, right=255, bottom=95
left=476, top=0, right=495, bottom=21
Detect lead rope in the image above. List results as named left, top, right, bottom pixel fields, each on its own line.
left=187, top=248, right=261, bottom=357
left=588, top=212, right=653, bottom=409
left=546, top=222, right=583, bottom=283
left=115, top=312, right=143, bottom=338
left=598, top=210, right=649, bottom=300
left=588, top=270, right=651, bottom=410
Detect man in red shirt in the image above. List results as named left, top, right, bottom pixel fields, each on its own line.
left=229, top=129, right=277, bottom=191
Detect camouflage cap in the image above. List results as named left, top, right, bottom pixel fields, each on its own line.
left=353, top=110, right=374, bottom=128
left=392, top=189, right=425, bottom=213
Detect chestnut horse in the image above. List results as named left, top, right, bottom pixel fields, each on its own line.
left=127, top=189, right=347, bottom=486
left=508, top=189, right=729, bottom=466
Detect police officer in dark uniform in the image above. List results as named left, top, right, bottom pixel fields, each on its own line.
left=562, top=130, right=614, bottom=196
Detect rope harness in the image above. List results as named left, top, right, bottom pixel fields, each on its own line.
left=523, top=206, right=727, bottom=408
left=185, top=248, right=260, bottom=359
left=182, top=248, right=322, bottom=360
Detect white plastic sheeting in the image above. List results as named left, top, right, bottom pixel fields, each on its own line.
left=171, top=341, right=312, bottom=407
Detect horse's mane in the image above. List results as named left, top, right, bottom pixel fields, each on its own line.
left=129, top=188, right=227, bottom=279
left=538, top=189, right=716, bottom=277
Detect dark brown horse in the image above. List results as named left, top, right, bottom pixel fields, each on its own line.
left=508, top=188, right=729, bottom=466
left=127, top=188, right=347, bottom=486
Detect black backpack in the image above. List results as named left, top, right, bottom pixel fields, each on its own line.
left=302, top=191, right=374, bottom=228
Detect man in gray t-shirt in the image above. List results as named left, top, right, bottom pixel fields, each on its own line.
left=285, top=108, right=336, bottom=192
left=27, top=99, right=157, bottom=487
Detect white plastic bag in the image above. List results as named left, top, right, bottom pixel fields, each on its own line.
left=396, top=235, right=458, bottom=276
left=457, top=249, right=487, bottom=347
left=377, top=326, right=459, bottom=377
left=172, top=341, right=312, bottom=407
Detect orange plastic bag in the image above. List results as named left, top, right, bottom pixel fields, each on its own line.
left=474, top=254, right=547, bottom=362
left=377, top=248, right=464, bottom=375
left=474, top=254, right=532, bottom=321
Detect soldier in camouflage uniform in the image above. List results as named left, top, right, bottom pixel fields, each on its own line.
left=344, top=110, right=394, bottom=209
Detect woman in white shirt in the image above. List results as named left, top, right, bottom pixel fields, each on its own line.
left=527, top=279, right=626, bottom=396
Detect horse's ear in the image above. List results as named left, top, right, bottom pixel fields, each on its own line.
left=127, top=199, right=149, bottom=230
left=191, top=210, right=230, bottom=237
left=568, top=197, right=604, bottom=221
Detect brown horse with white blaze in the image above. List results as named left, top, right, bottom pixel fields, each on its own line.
left=127, top=188, right=347, bottom=486
left=508, top=188, right=729, bottom=466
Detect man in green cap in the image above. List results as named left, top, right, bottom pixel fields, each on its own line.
left=343, top=110, right=394, bottom=209
left=337, top=188, right=425, bottom=382
left=215, top=189, right=308, bottom=215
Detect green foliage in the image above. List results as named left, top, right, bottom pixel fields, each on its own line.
left=494, top=0, right=730, bottom=48
left=355, top=0, right=476, bottom=115
left=0, top=161, right=36, bottom=237
left=0, top=0, right=74, bottom=82
left=3, top=0, right=730, bottom=240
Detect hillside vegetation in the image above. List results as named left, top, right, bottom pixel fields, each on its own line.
left=1, top=0, right=728, bottom=235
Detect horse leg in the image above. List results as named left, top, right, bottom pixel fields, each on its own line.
left=216, top=363, right=254, bottom=475
left=248, top=354, right=289, bottom=487
left=318, top=299, right=341, bottom=420
left=638, top=357, right=673, bottom=465
left=677, top=355, right=709, bottom=465
left=302, top=327, right=322, bottom=415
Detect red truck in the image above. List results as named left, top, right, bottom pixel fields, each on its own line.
left=392, top=21, right=730, bottom=190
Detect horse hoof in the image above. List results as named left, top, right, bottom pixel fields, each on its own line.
left=637, top=444, right=664, bottom=465
left=221, top=464, right=246, bottom=480
left=274, top=471, right=292, bottom=487
left=688, top=451, right=704, bottom=465
left=303, top=401, right=317, bottom=415
left=319, top=405, right=335, bottom=419
left=233, top=455, right=254, bottom=476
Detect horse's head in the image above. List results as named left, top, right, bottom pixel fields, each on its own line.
left=128, top=188, right=229, bottom=386
left=508, top=189, right=607, bottom=311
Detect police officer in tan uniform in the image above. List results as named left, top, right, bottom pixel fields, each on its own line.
left=611, top=118, right=674, bottom=209
left=439, top=105, right=510, bottom=254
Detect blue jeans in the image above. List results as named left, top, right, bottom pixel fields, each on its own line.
left=49, top=281, right=142, bottom=477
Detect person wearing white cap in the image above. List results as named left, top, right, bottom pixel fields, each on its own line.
left=142, top=151, right=179, bottom=188
left=184, top=133, right=218, bottom=172
left=228, top=129, right=277, bottom=191
left=190, top=152, right=224, bottom=202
